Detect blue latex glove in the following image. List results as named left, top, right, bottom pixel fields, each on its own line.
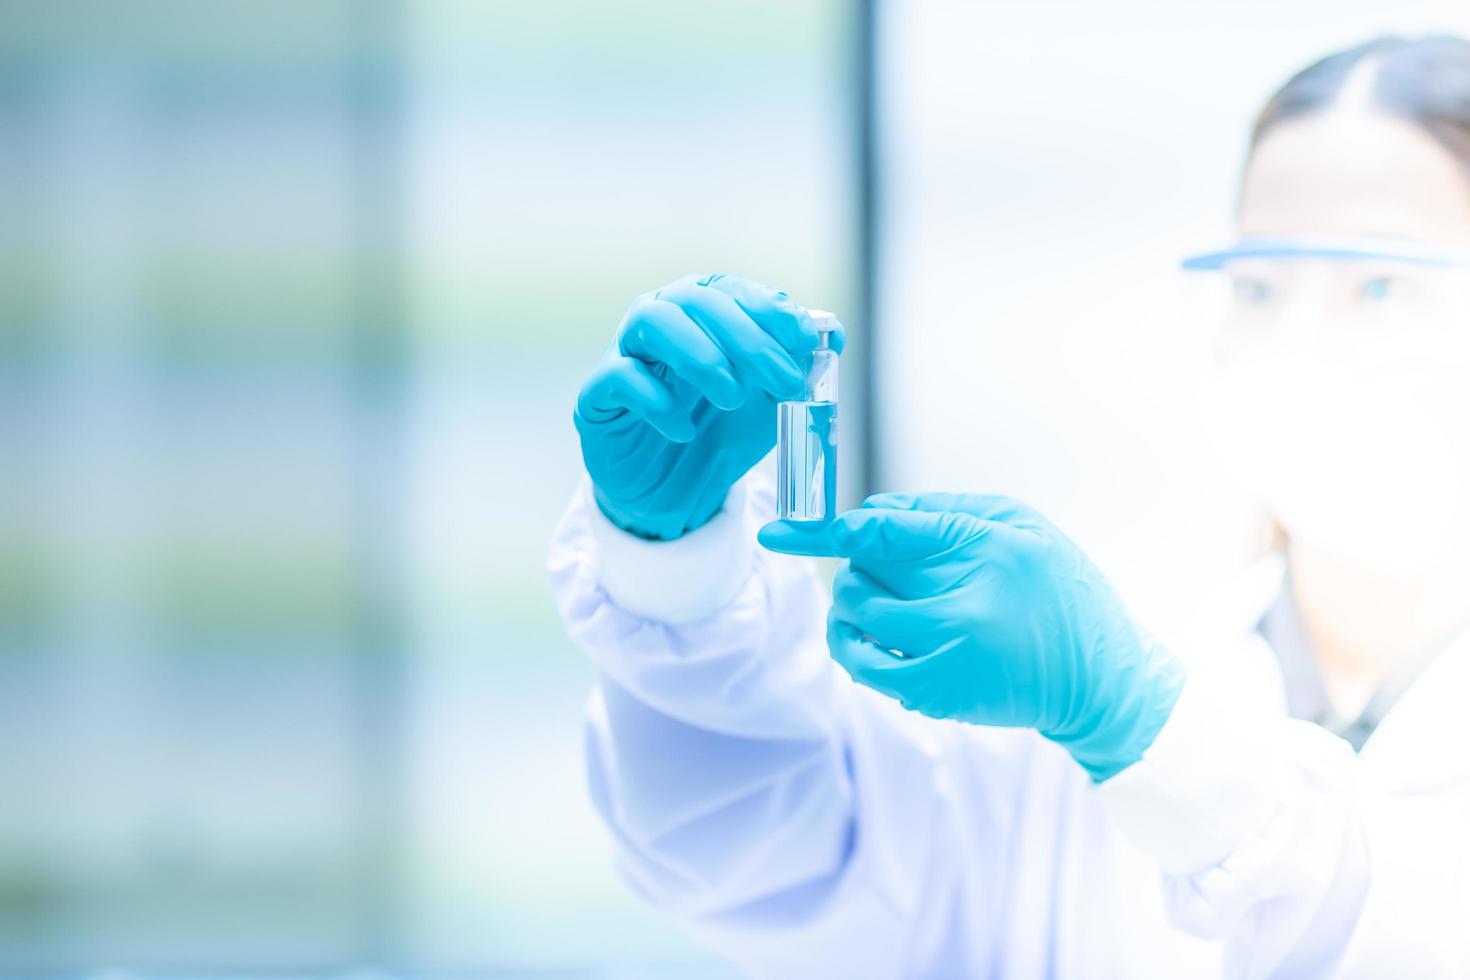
left=576, top=273, right=844, bottom=541
left=759, top=493, right=1186, bottom=782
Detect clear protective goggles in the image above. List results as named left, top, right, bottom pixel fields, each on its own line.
left=1181, top=234, right=1470, bottom=271
left=1179, top=235, right=1470, bottom=342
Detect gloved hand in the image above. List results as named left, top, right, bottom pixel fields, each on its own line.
left=576, top=273, right=843, bottom=540
left=759, top=493, right=1185, bottom=781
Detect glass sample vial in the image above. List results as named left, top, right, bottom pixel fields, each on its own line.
left=777, top=310, right=839, bottom=521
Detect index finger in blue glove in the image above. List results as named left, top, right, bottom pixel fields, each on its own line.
left=756, top=519, right=839, bottom=556
left=861, top=491, right=1050, bottom=532
left=694, top=273, right=847, bottom=355
left=619, top=299, right=747, bottom=411
left=758, top=506, right=991, bottom=561
left=655, top=281, right=807, bottom=400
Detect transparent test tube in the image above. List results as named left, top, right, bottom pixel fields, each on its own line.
left=777, top=310, right=839, bottom=522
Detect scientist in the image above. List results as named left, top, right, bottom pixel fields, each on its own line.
left=549, top=35, right=1470, bottom=978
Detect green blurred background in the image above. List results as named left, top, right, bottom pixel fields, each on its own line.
left=0, top=0, right=855, bottom=974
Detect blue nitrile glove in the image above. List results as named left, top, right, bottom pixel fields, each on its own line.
left=576, top=273, right=844, bottom=541
left=758, top=493, right=1185, bottom=782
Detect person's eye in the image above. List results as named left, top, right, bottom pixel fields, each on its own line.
left=1231, top=277, right=1273, bottom=306
left=1359, top=276, right=1395, bottom=303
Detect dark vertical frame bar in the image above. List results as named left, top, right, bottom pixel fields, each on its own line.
left=855, top=0, right=881, bottom=496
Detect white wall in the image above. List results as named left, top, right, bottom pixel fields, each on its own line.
left=876, top=0, right=1470, bottom=630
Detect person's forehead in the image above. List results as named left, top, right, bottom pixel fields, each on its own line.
left=1238, top=108, right=1470, bottom=244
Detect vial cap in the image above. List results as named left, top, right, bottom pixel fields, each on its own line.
left=809, top=309, right=839, bottom=349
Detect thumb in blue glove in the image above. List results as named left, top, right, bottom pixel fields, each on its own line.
left=758, top=493, right=1185, bottom=782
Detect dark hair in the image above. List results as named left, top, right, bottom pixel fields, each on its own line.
left=1251, top=34, right=1470, bottom=171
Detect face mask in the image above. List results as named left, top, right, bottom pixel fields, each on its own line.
left=1206, top=334, right=1470, bottom=577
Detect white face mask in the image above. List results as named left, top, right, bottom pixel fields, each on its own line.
left=1206, top=314, right=1470, bottom=578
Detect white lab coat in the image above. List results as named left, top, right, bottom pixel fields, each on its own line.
left=548, top=474, right=1470, bottom=979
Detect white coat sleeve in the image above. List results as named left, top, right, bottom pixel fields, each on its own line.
left=1099, top=666, right=1470, bottom=978
left=547, top=472, right=1040, bottom=979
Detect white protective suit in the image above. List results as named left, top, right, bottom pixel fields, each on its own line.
left=548, top=473, right=1470, bottom=979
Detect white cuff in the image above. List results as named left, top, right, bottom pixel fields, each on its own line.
left=583, top=476, right=760, bottom=625
left=1098, top=673, right=1289, bottom=875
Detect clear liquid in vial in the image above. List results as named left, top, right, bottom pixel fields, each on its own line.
left=777, top=400, right=838, bottom=521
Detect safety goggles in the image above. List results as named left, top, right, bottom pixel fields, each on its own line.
left=1180, top=234, right=1470, bottom=351
left=1181, top=234, right=1470, bottom=271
